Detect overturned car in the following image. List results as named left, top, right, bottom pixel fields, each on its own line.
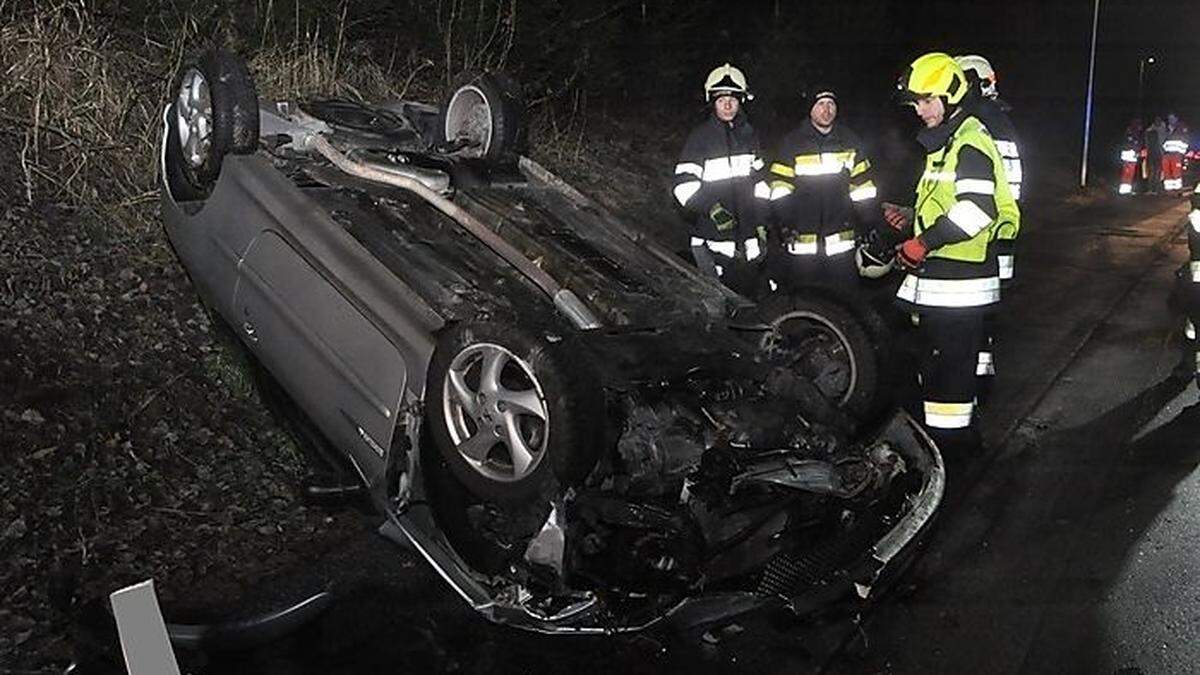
left=159, top=49, right=943, bottom=636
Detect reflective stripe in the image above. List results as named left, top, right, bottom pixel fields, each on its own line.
left=1186, top=319, right=1196, bottom=341
left=706, top=240, right=737, bottom=257
left=792, top=151, right=856, bottom=176
left=703, top=153, right=759, bottom=181
left=851, top=159, right=871, bottom=177
left=754, top=181, right=771, bottom=200
left=768, top=278, right=779, bottom=291
left=1165, top=178, right=1183, bottom=191
left=923, top=401, right=973, bottom=429
left=769, top=183, right=793, bottom=201
left=786, top=234, right=819, bottom=255
left=1118, top=183, right=1133, bottom=195
left=955, top=178, right=995, bottom=195
left=770, top=162, right=795, bottom=178
left=920, top=170, right=956, bottom=183
left=976, top=351, right=995, bottom=377
left=1163, top=139, right=1189, bottom=154
left=994, top=140, right=1019, bottom=158
left=1120, top=149, right=1138, bottom=162
left=897, top=275, right=1001, bottom=307
left=674, top=181, right=701, bottom=206
left=1191, top=261, right=1200, bottom=282
left=947, top=199, right=992, bottom=236
left=849, top=182, right=878, bottom=202
left=714, top=264, right=724, bottom=277
left=999, top=254, right=1014, bottom=280
left=825, top=229, right=856, bottom=256
left=675, top=162, right=704, bottom=178
left=1190, top=210, right=1200, bottom=231
left=745, top=237, right=762, bottom=261
left=1195, top=350, right=1200, bottom=374
left=752, top=157, right=765, bottom=171
left=1009, top=183, right=1022, bottom=201
left=1004, top=162, right=1024, bottom=183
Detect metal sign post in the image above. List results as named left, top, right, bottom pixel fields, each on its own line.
left=1081, top=0, right=1102, bottom=187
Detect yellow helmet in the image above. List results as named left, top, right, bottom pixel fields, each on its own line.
left=704, top=63, right=753, bottom=102
left=898, top=52, right=968, bottom=105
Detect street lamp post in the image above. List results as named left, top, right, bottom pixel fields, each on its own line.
left=1080, top=0, right=1101, bottom=188
left=1137, top=55, right=1155, bottom=120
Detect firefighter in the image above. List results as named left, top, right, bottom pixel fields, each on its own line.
left=892, top=52, right=1018, bottom=456
left=764, top=84, right=880, bottom=295
left=954, top=54, right=1023, bottom=395
left=1162, top=113, right=1190, bottom=193
left=672, top=63, right=768, bottom=296
left=1118, top=118, right=1145, bottom=195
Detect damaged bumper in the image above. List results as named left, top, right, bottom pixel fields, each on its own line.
left=381, top=410, right=943, bottom=635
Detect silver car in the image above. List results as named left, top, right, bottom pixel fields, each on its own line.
left=159, top=49, right=943, bottom=637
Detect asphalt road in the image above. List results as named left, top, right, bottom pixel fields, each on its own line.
left=150, top=192, right=1196, bottom=675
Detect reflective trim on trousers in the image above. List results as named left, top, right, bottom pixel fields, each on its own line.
left=1163, top=140, right=1189, bottom=154
left=976, top=351, right=995, bottom=377
left=1191, top=261, right=1200, bottom=282
left=1186, top=319, right=1196, bottom=341
left=1120, top=149, right=1138, bottom=162
left=1118, top=183, right=1133, bottom=195
left=924, top=401, right=974, bottom=429
left=1164, top=178, right=1183, bottom=191
left=999, top=254, right=1015, bottom=281
left=690, top=236, right=762, bottom=261
left=897, top=274, right=1001, bottom=308
left=1189, top=210, right=1200, bottom=231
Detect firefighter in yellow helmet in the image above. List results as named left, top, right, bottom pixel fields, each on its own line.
left=672, top=63, right=768, bottom=296
left=892, top=52, right=1019, bottom=458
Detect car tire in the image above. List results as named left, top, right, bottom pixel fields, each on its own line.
left=425, top=322, right=603, bottom=503
left=165, top=48, right=259, bottom=199
left=438, top=71, right=525, bottom=162
left=757, top=293, right=880, bottom=417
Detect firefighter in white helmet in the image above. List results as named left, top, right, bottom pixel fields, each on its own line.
left=672, top=63, right=768, bottom=296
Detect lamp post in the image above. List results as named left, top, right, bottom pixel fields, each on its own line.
left=1137, top=55, right=1156, bottom=120
left=1080, top=0, right=1101, bottom=188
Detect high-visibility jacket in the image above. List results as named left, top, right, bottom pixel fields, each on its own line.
left=672, top=113, right=766, bottom=242
left=897, top=111, right=1017, bottom=309
left=765, top=122, right=878, bottom=253
left=1163, top=123, right=1190, bottom=155
left=963, top=96, right=1022, bottom=238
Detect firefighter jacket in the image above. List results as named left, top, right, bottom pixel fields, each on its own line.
left=765, top=122, right=878, bottom=255
left=1164, top=123, right=1190, bottom=155
left=896, top=110, right=1017, bottom=310
left=672, top=113, right=766, bottom=243
left=1189, top=184, right=1200, bottom=270
left=963, top=96, right=1022, bottom=244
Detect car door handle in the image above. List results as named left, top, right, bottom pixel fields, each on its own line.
left=242, top=320, right=259, bottom=343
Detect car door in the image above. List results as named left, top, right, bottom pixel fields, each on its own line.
left=232, top=231, right=406, bottom=487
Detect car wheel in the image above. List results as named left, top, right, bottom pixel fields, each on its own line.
left=758, top=293, right=880, bottom=417
left=165, top=49, right=259, bottom=200
left=438, top=71, right=525, bottom=162
left=425, top=322, right=603, bottom=503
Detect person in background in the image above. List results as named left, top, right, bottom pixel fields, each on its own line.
left=1145, top=117, right=1166, bottom=193
left=1118, top=118, right=1145, bottom=195
left=672, top=63, right=768, bottom=296
left=1161, top=112, right=1190, bottom=193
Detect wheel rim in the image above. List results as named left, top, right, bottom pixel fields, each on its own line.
left=176, top=68, right=213, bottom=170
left=442, top=343, right=549, bottom=483
left=767, top=310, right=858, bottom=406
left=444, top=85, right=493, bottom=158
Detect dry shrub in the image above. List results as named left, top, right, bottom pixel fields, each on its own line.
left=0, top=1, right=428, bottom=231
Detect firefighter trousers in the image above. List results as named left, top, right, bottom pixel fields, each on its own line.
left=915, top=308, right=986, bottom=450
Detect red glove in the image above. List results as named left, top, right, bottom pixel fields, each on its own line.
left=896, top=237, right=929, bottom=269
left=883, top=205, right=910, bottom=232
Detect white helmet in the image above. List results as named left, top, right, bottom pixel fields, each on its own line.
left=855, top=245, right=895, bottom=279
left=704, top=63, right=753, bottom=102
left=955, top=54, right=998, bottom=99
